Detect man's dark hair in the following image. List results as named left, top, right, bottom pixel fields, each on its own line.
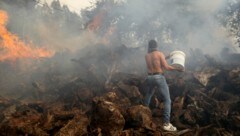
left=148, top=39, right=158, bottom=53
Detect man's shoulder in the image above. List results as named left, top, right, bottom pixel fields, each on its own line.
left=147, top=51, right=162, bottom=54
left=156, top=51, right=164, bottom=55
left=146, top=51, right=163, bottom=56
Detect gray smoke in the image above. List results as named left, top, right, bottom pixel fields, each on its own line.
left=118, top=0, right=235, bottom=54
left=0, top=0, right=239, bottom=99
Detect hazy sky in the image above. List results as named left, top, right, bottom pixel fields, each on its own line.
left=44, top=0, right=94, bottom=12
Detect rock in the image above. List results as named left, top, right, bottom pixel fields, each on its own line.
left=101, top=91, right=131, bottom=115
left=91, top=97, right=125, bottom=135
left=0, top=104, right=44, bottom=135
left=117, top=81, right=143, bottom=104
left=56, top=114, right=89, bottom=136
left=193, top=67, right=220, bottom=86
left=76, top=87, right=94, bottom=103
left=125, top=105, right=156, bottom=131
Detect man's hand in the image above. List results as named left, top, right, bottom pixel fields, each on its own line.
left=176, top=67, right=185, bottom=72
left=171, top=65, right=185, bottom=72
left=165, top=54, right=171, bottom=59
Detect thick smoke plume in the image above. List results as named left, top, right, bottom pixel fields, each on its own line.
left=121, top=0, right=236, bottom=53
left=0, top=0, right=239, bottom=99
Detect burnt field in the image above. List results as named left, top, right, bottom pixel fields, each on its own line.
left=0, top=46, right=239, bottom=136
left=0, top=0, right=240, bottom=135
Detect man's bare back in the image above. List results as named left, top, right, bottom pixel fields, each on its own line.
left=145, top=51, right=176, bottom=74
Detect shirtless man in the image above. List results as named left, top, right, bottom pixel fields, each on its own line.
left=144, top=39, right=182, bottom=132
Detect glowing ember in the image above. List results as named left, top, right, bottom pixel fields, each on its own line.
left=0, top=10, right=54, bottom=62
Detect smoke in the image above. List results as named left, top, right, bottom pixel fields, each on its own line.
left=106, top=0, right=240, bottom=75
left=194, top=0, right=226, bottom=13
left=1, top=0, right=235, bottom=57
left=118, top=0, right=233, bottom=55
left=0, top=0, right=238, bottom=99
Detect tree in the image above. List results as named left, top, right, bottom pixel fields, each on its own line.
left=81, top=0, right=239, bottom=53
left=219, top=0, right=240, bottom=48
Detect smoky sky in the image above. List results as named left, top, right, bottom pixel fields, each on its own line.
left=43, top=0, right=93, bottom=12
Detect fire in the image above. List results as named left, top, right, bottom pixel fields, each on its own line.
left=0, top=10, right=54, bottom=62
left=87, top=10, right=107, bottom=31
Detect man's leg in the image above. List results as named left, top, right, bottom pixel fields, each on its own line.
left=155, top=75, right=177, bottom=131
left=144, top=77, right=155, bottom=106
left=155, top=76, right=171, bottom=123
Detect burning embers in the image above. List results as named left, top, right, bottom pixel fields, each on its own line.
left=0, top=10, right=53, bottom=62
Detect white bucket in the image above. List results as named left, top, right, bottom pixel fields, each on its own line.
left=170, top=51, right=186, bottom=70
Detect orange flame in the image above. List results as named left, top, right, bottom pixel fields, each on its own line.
left=0, top=10, right=54, bottom=62
left=87, top=10, right=107, bottom=31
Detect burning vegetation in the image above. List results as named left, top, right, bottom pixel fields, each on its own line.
left=0, top=0, right=240, bottom=136
left=0, top=10, right=53, bottom=62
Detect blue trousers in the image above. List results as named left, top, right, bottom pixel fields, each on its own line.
left=144, top=74, right=171, bottom=123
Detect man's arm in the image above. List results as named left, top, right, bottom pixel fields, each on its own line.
left=159, top=52, right=176, bottom=70
left=160, top=53, right=184, bottom=72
